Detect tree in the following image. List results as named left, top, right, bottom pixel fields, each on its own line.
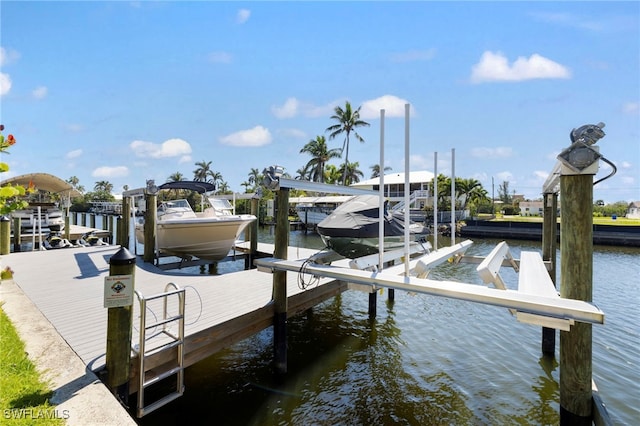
left=94, top=180, right=113, bottom=193
left=326, top=101, right=370, bottom=185
left=247, top=168, right=262, bottom=190
left=167, top=171, right=185, bottom=183
left=193, top=160, right=213, bottom=182
left=66, top=176, right=85, bottom=193
left=338, top=161, right=364, bottom=186
left=300, top=135, right=341, bottom=183
left=370, top=164, right=392, bottom=179
left=455, top=178, right=489, bottom=212
left=324, top=164, right=341, bottom=184
left=498, top=181, right=513, bottom=204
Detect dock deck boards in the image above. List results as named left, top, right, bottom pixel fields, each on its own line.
left=2, top=243, right=339, bottom=374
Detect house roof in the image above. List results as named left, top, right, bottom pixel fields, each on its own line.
left=1, top=172, right=83, bottom=198
left=351, top=170, right=434, bottom=187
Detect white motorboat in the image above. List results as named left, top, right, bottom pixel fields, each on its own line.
left=12, top=202, right=64, bottom=232
left=135, top=182, right=256, bottom=261
left=316, top=194, right=430, bottom=259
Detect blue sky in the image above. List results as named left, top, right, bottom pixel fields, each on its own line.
left=1, top=1, right=638, bottom=203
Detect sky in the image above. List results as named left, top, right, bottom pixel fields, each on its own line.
left=1, top=1, right=638, bottom=204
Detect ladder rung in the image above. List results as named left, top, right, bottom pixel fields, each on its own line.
left=137, top=390, right=184, bottom=417
left=144, top=339, right=183, bottom=358
left=143, top=366, right=183, bottom=388
left=144, top=314, right=184, bottom=330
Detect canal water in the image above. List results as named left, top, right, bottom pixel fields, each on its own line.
left=128, top=227, right=638, bottom=425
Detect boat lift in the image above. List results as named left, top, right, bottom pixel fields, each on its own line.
left=254, top=240, right=604, bottom=329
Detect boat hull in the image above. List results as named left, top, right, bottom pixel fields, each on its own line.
left=136, top=215, right=255, bottom=261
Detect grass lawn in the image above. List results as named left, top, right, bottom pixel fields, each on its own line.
left=477, top=214, right=640, bottom=226
left=0, top=305, right=66, bottom=425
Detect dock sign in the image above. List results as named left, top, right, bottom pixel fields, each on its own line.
left=104, top=275, right=133, bottom=308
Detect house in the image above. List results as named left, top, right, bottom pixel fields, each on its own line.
left=350, top=171, right=434, bottom=207
left=520, top=200, right=544, bottom=217
left=626, top=201, right=640, bottom=219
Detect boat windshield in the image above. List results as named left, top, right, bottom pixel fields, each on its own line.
left=158, top=199, right=193, bottom=215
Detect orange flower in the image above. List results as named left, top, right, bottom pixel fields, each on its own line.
left=7, top=134, right=15, bottom=145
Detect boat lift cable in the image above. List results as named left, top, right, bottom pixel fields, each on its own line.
left=594, top=156, right=617, bottom=186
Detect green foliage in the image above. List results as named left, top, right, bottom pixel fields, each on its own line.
left=0, top=126, right=32, bottom=216
left=593, top=201, right=630, bottom=217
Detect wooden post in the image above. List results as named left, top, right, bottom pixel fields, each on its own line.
left=12, top=217, right=21, bottom=253
left=121, top=197, right=131, bottom=250
left=108, top=215, right=114, bottom=244
left=541, top=192, right=558, bottom=356
left=90, top=213, right=96, bottom=229
left=64, top=215, right=70, bottom=242
left=81, top=213, right=86, bottom=227
left=0, top=216, right=10, bottom=255
left=245, top=197, right=259, bottom=270
left=105, top=247, right=136, bottom=404
left=273, top=189, right=289, bottom=375
left=560, top=173, right=593, bottom=425
left=143, top=193, right=157, bottom=263
left=368, top=291, right=377, bottom=319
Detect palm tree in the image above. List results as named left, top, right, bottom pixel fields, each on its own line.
left=324, top=165, right=341, bottom=184
left=209, top=171, right=223, bottom=191
left=241, top=181, right=251, bottom=193
left=247, top=168, right=262, bottom=190
left=338, top=161, right=364, bottom=186
left=295, top=167, right=310, bottom=180
left=193, top=160, right=213, bottom=182
left=455, top=178, right=488, bottom=212
left=326, top=101, right=370, bottom=185
left=300, top=135, right=341, bottom=183
left=94, top=180, right=113, bottom=193
left=167, top=171, right=186, bottom=198
left=66, top=176, right=85, bottom=193
left=167, top=171, right=185, bottom=183
left=370, top=164, right=392, bottom=179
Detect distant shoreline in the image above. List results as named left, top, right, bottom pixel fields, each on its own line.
left=459, top=220, right=640, bottom=247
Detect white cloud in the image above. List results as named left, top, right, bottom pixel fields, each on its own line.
left=130, top=138, right=192, bottom=158
left=0, top=47, right=20, bottom=66
left=0, top=73, right=11, bottom=96
left=470, top=51, right=571, bottom=83
left=470, top=147, right=514, bottom=158
left=272, top=97, right=299, bottom=119
left=278, top=128, right=307, bottom=139
left=92, top=166, right=129, bottom=178
left=64, top=123, right=84, bottom=133
left=32, top=86, right=48, bottom=99
left=495, top=171, right=514, bottom=182
left=178, top=155, right=191, bottom=164
left=219, top=125, right=272, bottom=147
left=620, top=161, right=632, bottom=169
left=271, top=98, right=338, bottom=119
left=533, top=170, right=549, bottom=180
left=389, top=48, right=436, bottom=62
left=66, top=149, right=83, bottom=159
left=622, top=102, right=639, bottom=115
left=208, top=51, right=232, bottom=64
left=360, top=95, right=415, bottom=119
left=237, top=9, right=251, bottom=24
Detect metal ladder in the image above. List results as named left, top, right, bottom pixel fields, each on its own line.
left=133, top=283, right=185, bottom=418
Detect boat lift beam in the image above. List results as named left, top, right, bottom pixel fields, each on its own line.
left=253, top=257, right=604, bottom=326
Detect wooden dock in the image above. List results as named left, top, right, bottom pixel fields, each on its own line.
left=2, top=243, right=347, bottom=394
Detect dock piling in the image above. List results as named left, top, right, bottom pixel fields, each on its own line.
left=105, top=247, right=136, bottom=405
left=143, top=192, right=157, bottom=263
left=273, top=188, right=289, bottom=375
left=541, top=192, right=558, bottom=356
left=560, top=173, right=594, bottom=425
